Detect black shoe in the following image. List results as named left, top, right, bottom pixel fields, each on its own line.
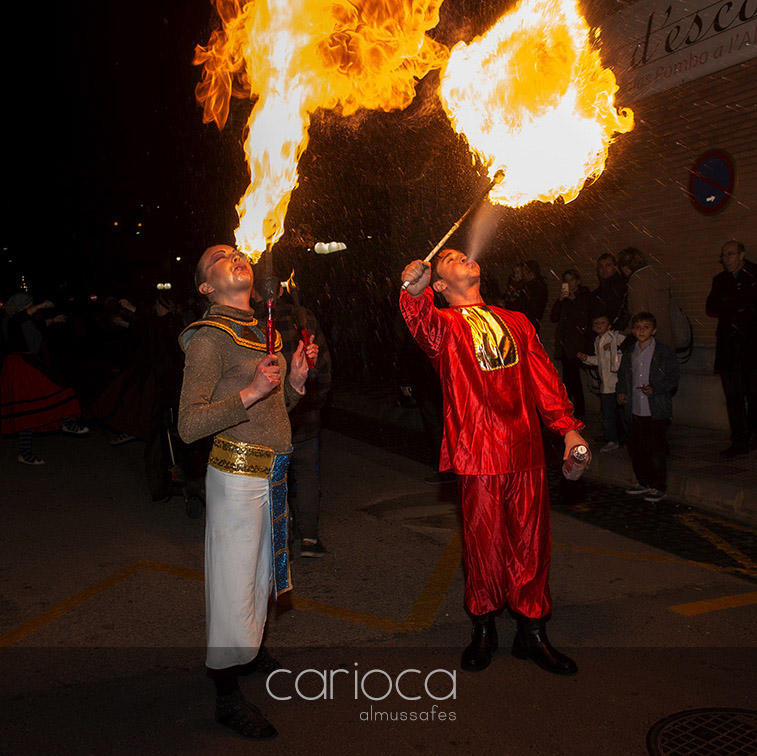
left=300, top=538, right=327, bottom=558
left=215, top=690, right=277, bottom=740
left=424, top=471, right=456, bottom=484
left=461, top=613, right=498, bottom=672
left=512, top=617, right=577, bottom=675
left=720, top=443, right=749, bottom=457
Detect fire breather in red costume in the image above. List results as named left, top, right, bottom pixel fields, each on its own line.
left=400, top=288, right=583, bottom=619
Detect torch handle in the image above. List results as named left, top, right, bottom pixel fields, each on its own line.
left=401, top=169, right=505, bottom=290
left=266, top=298, right=276, bottom=355
left=299, top=327, right=316, bottom=370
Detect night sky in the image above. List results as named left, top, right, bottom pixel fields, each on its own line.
left=4, top=0, right=621, bottom=304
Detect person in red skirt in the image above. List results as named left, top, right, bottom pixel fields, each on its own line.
left=1, top=293, right=89, bottom=465
left=401, top=251, right=587, bottom=675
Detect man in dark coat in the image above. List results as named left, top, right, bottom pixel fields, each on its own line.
left=590, top=253, right=628, bottom=331
left=706, top=240, right=757, bottom=456
left=550, top=268, right=591, bottom=416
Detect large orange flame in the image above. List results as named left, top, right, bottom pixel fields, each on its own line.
left=194, top=0, right=447, bottom=261
left=439, top=0, right=634, bottom=208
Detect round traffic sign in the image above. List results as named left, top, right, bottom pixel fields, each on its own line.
left=688, top=149, right=735, bottom=215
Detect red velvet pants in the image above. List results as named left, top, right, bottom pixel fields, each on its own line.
left=458, top=468, right=552, bottom=619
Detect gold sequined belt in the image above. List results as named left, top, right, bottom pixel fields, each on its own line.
left=208, top=435, right=280, bottom=478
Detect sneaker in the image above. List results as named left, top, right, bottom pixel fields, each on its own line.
left=424, top=471, right=456, bottom=484
left=300, top=538, right=327, bottom=558
left=110, top=432, right=135, bottom=446
left=600, top=441, right=620, bottom=452
left=18, top=452, right=45, bottom=465
left=62, top=420, right=89, bottom=436
left=625, top=484, right=651, bottom=495
left=644, top=488, right=667, bottom=502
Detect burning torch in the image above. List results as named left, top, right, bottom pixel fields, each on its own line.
left=401, top=169, right=505, bottom=290
left=260, top=244, right=278, bottom=355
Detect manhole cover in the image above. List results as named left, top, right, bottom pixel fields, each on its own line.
left=647, top=708, right=757, bottom=756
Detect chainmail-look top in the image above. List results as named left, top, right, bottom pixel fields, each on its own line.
left=178, top=304, right=301, bottom=452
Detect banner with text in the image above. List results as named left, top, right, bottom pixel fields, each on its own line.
left=601, top=0, right=757, bottom=99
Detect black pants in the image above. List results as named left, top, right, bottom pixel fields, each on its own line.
left=289, top=436, right=320, bottom=540
left=560, top=357, right=585, bottom=416
left=628, top=414, right=669, bottom=492
left=413, top=379, right=444, bottom=468
left=720, top=362, right=757, bottom=445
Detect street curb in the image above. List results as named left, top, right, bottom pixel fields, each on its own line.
left=584, top=447, right=757, bottom=528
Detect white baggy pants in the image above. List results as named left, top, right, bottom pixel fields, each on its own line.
left=204, top=465, right=272, bottom=669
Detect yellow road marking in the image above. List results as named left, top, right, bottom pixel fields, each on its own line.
left=675, top=514, right=757, bottom=576
left=287, top=596, right=404, bottom=633
left=670, top=591, right=757, bottom=616
left=4, top=518, right=755, bottom=648
left=552, top=542, right=754, bottom=578
left=0, top=560, right=205, bottom=649
left=0, top=562, right=144, bottom=649
left=681, top=512, right=757, bottom=536
left=403, top=530, right=462, bottom=630
left=0, top=536, right=464, bottom=647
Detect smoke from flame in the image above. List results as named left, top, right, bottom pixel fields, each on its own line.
left=440, top=0, right=634, bottom=208
left=194, top=0, right=448, bottom=261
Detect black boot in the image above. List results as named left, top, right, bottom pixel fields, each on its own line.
left=512, top=616, right=577, bottom=675
left=461, top=613, right=498, bottom=672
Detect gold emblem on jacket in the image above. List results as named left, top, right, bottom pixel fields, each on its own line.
left=459, top=306, right=519, bottom=371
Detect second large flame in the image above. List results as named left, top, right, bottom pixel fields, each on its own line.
left=440, top=0, right=634, bottom=208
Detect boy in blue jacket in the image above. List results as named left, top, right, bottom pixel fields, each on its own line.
left=617, top=312, right=680, bottom=502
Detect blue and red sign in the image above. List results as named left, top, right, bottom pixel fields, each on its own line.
left=688, top=149, right=735, bottom=215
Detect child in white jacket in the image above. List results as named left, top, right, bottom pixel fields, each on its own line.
left=578, top=314, right=626, bottom=452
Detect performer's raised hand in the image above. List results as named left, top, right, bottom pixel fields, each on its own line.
left=240, top=353, right=281, bottom=407
left=290, top=336, right=318, bottom=393
left=401, top=260, right=431, bottom=297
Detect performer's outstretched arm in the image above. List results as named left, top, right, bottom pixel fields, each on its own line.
left=522, top=319, right=585, bottom=458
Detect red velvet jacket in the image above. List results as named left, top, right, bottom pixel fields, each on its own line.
left=400, top=289, right=583, bottom=475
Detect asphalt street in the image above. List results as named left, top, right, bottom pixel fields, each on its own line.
left=1, top=427, right=755, bottom=755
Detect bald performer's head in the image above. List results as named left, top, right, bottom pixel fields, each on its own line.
left=194, top=245, right=252, bottom=303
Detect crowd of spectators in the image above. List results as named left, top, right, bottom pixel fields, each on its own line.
left=1, top=239, right=754, bottom=500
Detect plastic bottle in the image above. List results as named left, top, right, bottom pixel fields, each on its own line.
left=562, top=444, right=591, bottom=481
